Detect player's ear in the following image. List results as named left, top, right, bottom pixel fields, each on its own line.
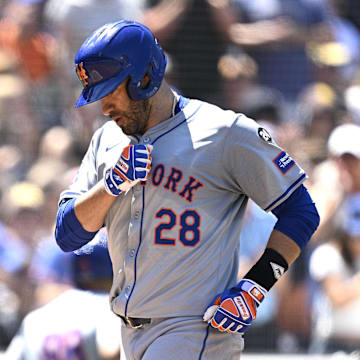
left=140, top=75, right=151, bottom=90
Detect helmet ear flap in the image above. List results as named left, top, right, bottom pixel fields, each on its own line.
left=127, top=77, right=144, bottom=100
left=127, top=77, right=140, bottom=100
left=127, top=68, right=154, bottom=100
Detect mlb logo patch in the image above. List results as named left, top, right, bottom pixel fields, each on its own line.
left=273, top=151, right=295, bottom=174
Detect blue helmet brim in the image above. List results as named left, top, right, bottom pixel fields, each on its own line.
left=74, top=72, right=129, bottom=108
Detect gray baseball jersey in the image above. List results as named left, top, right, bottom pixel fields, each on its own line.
left=60, top=99, right=306, bottom=319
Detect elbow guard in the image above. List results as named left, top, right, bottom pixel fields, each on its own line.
left=55, top=198, right=98, bottom=252
left=272, top=185, right=320, bottom=250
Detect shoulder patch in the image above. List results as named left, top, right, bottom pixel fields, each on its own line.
left=273, top=151, right=295, bottom=174
left=258, top=127, right=272, bottom=142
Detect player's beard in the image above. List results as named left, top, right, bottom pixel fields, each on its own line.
left=113, top=99, right=152, bottom=136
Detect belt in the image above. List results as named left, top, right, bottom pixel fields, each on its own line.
left=120, top=316, right=151, bottom=329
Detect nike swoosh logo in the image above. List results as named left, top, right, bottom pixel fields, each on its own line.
left=105, top=143, right=121, bottom=152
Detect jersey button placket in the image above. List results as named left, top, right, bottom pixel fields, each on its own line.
left=125, top=285, right=131, bottom=298
left=123, top=192, right=143, bottom=306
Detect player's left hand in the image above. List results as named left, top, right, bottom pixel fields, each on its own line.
left=203, top=279, right=267, bottom=334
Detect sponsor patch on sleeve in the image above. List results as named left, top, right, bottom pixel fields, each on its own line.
left=273, top=151, right=295, bottom=174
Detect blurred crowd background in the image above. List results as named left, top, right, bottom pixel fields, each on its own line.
left=1, top=0, right=360, bottom=358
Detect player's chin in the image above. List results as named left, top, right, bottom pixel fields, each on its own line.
left=120, top=123, right=138, bottom=136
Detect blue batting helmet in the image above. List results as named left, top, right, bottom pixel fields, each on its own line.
left=74, top=20, right=167, bottom=107
left=71, top=242, right=113, bottom=286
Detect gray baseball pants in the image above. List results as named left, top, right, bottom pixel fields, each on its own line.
left=120, top=315, right=244, bottom=360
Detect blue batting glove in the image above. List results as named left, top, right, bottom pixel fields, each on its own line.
left=203, top=279, right=267, bottom=334
left=104, top=144, right=153, bottom=196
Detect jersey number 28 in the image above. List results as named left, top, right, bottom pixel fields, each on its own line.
left=154, top=208, right=201, bottom=247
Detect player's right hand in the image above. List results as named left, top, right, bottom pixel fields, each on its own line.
left=104, top=144, right=153, bottom=196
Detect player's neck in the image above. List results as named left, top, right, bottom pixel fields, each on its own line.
left=145, top=81, right=177, bottom=131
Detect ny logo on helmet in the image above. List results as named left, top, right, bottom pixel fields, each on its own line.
left=76, top=62, right=89, bottom=87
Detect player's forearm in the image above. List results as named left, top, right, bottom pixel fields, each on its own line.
left=243, top=186, right=319, bottom=290
left=74, top=181, right=117, bottom=232
left=266, top=229, right=301, bottom=266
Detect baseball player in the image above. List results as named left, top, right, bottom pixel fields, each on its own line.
left=4, top=240, right=121, bottom=360
left=55, top=20, right=320, bottom=359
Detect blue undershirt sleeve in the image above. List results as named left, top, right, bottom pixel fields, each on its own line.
left=55, top=198, right=98, bottom=252
left=271, top=184, right=320, bottom=250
